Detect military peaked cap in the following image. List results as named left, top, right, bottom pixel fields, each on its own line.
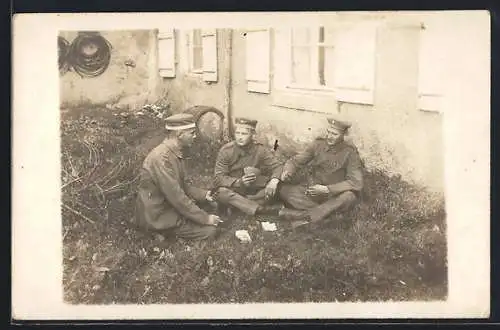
left=327, top=116, right=352, bottom=132
left=165, top=113, right=196, bottom=130
left=235, top=117, right=258, bottom=129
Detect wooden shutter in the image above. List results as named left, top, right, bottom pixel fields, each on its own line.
left=245, top=29, right=271, bottom=93
left=418, top=20, right=445, bottom=112
left=201, top=29, right=218, bottom=82
left=158, top=29, right=176, bottom=78
left=333, top=23, right=377, bottom=105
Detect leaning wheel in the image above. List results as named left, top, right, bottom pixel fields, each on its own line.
left=183, top=105, right=225, bottom=143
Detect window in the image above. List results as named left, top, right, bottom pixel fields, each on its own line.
left=188, top=29, right=203, bottom=73
left=187, top=29, right=218, bottom=82
left=158, top=29, right=176, bottom=78
left=289, top=27, right=335, bottom=90
left=272, top=24, right=377, bottom=112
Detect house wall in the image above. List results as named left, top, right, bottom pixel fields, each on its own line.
left=229, top=21, right=444, bottom=192
left=59, top=30, right=158, bottom=108
left=138, top=13, right=487, bottom=194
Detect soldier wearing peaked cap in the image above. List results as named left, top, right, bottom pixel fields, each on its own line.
left=212, top=117, right=284, bottom=217
left=277, top=116, right=364, bottom=228
left=133, top=113, right=222, bottom=241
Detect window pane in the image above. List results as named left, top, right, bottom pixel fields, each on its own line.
left=292, top=28, right=310, bottom=46
left=324, top=28, right=336, bottom=44
left=318, top=45, right=325, bottom=85
left=291, top=46, right=310, bottom=84
left=193, top=29, right=202, bottom=47
left=193, top=46, right=203, bottom=70
left=324, top=46, right=335, bottom=86
left=319, top=26, right=325, bottom=43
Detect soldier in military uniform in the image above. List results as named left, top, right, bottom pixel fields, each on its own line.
left=133, top=113, right=222, bottom=241
left=212, top=117, right=284, bottom=216
left=277, top=117, right=364, bottom=227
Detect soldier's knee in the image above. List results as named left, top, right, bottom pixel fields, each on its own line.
left=200, top=225, right=217, bottom=240
left=215, top=187, right=235, bottom=202
left=278, top=184, right=294, bottom=197
left=339, top=191, right=357, bottom=206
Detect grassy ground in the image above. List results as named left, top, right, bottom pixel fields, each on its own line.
left=61, top=106, right=447, bottom=304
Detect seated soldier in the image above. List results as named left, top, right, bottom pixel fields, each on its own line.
left=278, top=116, right=364, bottom=228
left=212, top=117, right=284, bottom=217
left=133, top=113, right=222, bottom=241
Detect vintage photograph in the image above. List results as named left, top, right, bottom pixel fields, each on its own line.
left=11, top=10, right=489, bottom=319
left=58, top=12, right=455, bottom=306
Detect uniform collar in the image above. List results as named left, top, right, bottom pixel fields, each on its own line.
left=235, top=141, right=255, bottom=155
left=325, top=140, right=345, bottom=152
left=164, top=138, right=184, bottom=158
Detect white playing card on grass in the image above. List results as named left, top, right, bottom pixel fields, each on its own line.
left=235, top=230, right=252, bottom=243
left=261, top=221, right=277, bottom=232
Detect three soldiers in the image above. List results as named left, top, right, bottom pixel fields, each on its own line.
left=135, top=112, right=363, bottom=241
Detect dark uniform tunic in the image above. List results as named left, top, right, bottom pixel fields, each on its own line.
left=213, top=141, right=283, bottom=215
left=279, top=138, right=363, bottom=222
left=134, top=138, right=216, bottom=240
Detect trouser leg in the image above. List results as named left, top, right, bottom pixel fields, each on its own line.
left=173, top=218, right=217, bottom=241
left=308, top=191, right=358, bottom=223
left=246, top=188, right=268, bottom=205
left=278, top=184, right=319, bottom=210
left=133, top=205, right=215, bottom=241
left=215, top=187, right=261, bottom=215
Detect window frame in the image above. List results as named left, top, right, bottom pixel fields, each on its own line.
left=287, top=27, right=336, bottom=92
left=188, top=29, right=203, bottom=74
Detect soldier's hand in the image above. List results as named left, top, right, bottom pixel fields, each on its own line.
left=205, top=191, right=214, bottom=202
left=207, top=214, right=223, bottom=226
left=241, top=173, right=257, bottom=186
left=264, top=178, right=280, bottom=200
left=306, top=184, right=330, bottom=196
left=205, top=190, right=218, bottom=202
left=280, top=170, right=292, bottom=182
left=205, top=191, right=218, bottom=209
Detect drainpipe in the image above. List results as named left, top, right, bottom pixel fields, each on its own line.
left=223, top=29, right=234, bottom=138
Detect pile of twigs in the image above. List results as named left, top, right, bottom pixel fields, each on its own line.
left=61, top=137, right=140, bottom=225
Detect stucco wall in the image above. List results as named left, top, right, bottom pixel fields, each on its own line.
left=59, top=30, right=158, bottom=108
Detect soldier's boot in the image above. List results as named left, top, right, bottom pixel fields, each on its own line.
left=254, top=203, right=283, bottom=216
left=277, top=207, right=312, bottom=229
left=278, top=207, right=310, bottom=221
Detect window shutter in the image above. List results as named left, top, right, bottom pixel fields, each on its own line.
left=158, top=29, right=176, bottom=78
left=418, top=21, right=445, bottom=112
left=245, top=29, right=271, bottom=93
left=201, top=29, right=218, bottom=82
left=333, top=23, right=377, bottom=105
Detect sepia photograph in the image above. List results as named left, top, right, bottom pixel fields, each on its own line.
left=12, top=10, right=490, bottom=320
